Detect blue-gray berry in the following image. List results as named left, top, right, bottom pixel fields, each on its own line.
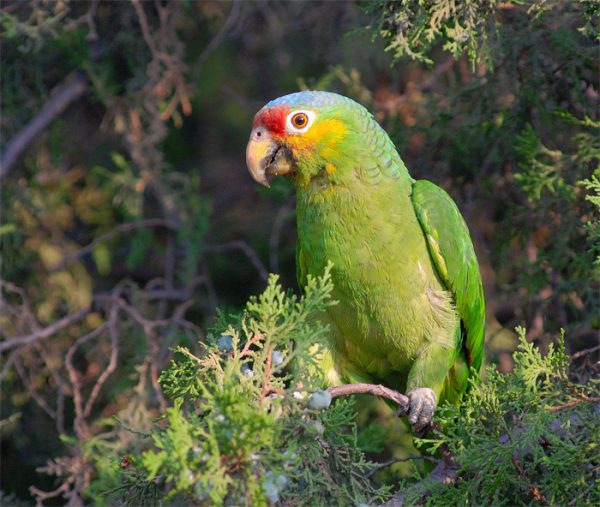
left=271, top=350, right=285, bottom=366
left=241, top=363, right=254, bottom=378
left=263, top=480, right=279, bottom=503
left=312, top=420, right=325, bottom=435
left=217, top=335, right=233, bottom=352
left=282, top=449, right=297, bottom=465
left=307, top=390, right=332, bottom=410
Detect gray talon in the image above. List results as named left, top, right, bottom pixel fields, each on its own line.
left=407, top=388, right=437, bottom=431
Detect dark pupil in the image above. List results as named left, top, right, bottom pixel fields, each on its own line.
left=294, top=115, right=306, bottom=126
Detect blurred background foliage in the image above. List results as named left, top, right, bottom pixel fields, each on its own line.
left=0, top=0, right=597, bottom=504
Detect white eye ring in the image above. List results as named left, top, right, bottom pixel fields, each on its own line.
left=286, top=110, right=316, bottom=133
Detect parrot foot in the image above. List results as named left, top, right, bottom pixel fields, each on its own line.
left=407, top=388, right=437, bottom=433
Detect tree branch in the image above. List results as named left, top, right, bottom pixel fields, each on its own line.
left=194, top=0, right=242, bottom=76
left=0, top=70, right=88, bottom=179
left=381, top=456, right=459, bottom=507
left=0, top=308, right=91, bottom=353
left=51, top=218, right=179, bottom=271
left=324, top=382, right=460, bottom=507
left=570, top=344, right=600, bottom=361
left=367, top=454, right=438, bottom=478
left=512, top=455, right=548, bottom=504
left=205, top=241, right=269, bottom=282
left=327, top=383, right=410, bottom=415
left=378, top=57, right=455, bottom=113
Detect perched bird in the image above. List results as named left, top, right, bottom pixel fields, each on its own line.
left=246, top=91, right=485, bottom=431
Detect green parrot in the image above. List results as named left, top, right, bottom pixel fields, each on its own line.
left=246, top=91, right=484, bottom=431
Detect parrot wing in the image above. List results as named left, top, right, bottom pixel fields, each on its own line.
left=296, top=245, right=308, bottom=289
left=411, top=180, right=485, bottom=373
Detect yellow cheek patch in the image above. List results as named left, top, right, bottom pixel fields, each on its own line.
left=285, top=118, right=348, bottom=158
left=325, top=163, right=337, bottom=174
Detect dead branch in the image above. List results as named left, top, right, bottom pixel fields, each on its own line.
left=30, top=481, right=71, bottom=507
left=367, top=454, right=438, bottom=478
left=83, top=306, right=119, bottom=418
left=0, top=70, right=88, bottom=179
left=547, top=395, right=600, bottom=412
left=205, top=241, right=269, bottom=282
left=240, top=333, right=265, bottom=357
left=64, top=0, right=99, bottom=40
left=327, top=383, right=459, bottom=507
left=51, top=218, right=179, bottom=271
left=381, top=457, right=459, bottom=507
left=570, top=344, right=600, bottom=361
left=1, top=280, right=43, bottom=334
left=327, top=383, right=411, bottom=415
left=131, top=0, right=166, bottom=63
left=65, top=322, right=110, bottom=439
left=31, top=454, right=89, bottom=507
left=511, top=455, right=548, bottom=504
left=36, top=343, right=72, bottom=434
left=14, top=357, right=57, bottom=420
left=0, top=349, right=19, bottom=381
left=259, top=343, right=274, bottom=405
left=195, top=0, right=242, bottom=75
left=377, top=57, right=455, bottom=114
left=0, top=308, right=91, bottom=353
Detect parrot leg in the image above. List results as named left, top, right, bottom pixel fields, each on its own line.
left=404, top=334, right=457, bottom=432
left=407, top=388, right=437, bottom=432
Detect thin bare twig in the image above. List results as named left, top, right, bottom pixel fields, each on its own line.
left=130, top=0, right=163, bottom=61
left=65, top=322, right=110, bottom=439
left=570, top=344, right=600, bottom=361
left=0, top=308, right=91, bottom=353
left=64, top=0, right=99, bottom=39
left=382, top=457, right=458, bottom=507
left=1, top=71, right=88, bottom=178
left=547, top=395, right=600, bottom=412
left=240, top=333, right=264, bottom=358
left=195, top=0, right=242, bottom=75
left=36, top=343, right=71, bottom=434
left=205, top=241, right=269, bottom=281
left=378, top=57, right=455, bottom=113
left=14, top=357, right=56, bottom=420
left=568, top=483, right=596, bottom=506
left=30, top=482, right=70, bottom=507
left=51, top=218, right=178, bottom=271
left=0, top=280, right=41, bottom=334
left=259, top=343, right=274, bottom=404
left=83, top=306, right=120, bottom=418
left=326, top=381, right=460, bottom=506
left=327, top=383, right=410, bottom=415
left=512, top=455, right=548, bottom=504
left=367, top=454, right=438, bottom=478
left=136, top=288, right=190, bottom=301
left=0, top=349, right=19, bottom=381
left=114, top=297, right=172, bottom=410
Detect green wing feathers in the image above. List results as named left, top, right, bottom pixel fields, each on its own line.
left=296, top=246, right=308, bottom=289
left=412, top=180, right=485, bottom=373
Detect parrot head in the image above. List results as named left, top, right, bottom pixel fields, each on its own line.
left=246, top=91, right=375, bottom=188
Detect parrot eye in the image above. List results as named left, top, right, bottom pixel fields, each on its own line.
left=292, top=113, right=308, bottom=128
left=286, top=110, right=316, bottom=133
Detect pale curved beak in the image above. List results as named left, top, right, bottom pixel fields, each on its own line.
left=246, top=129, right=294, bottom=187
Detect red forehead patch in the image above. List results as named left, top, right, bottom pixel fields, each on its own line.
left=253, top=105, right=290, bottom=136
